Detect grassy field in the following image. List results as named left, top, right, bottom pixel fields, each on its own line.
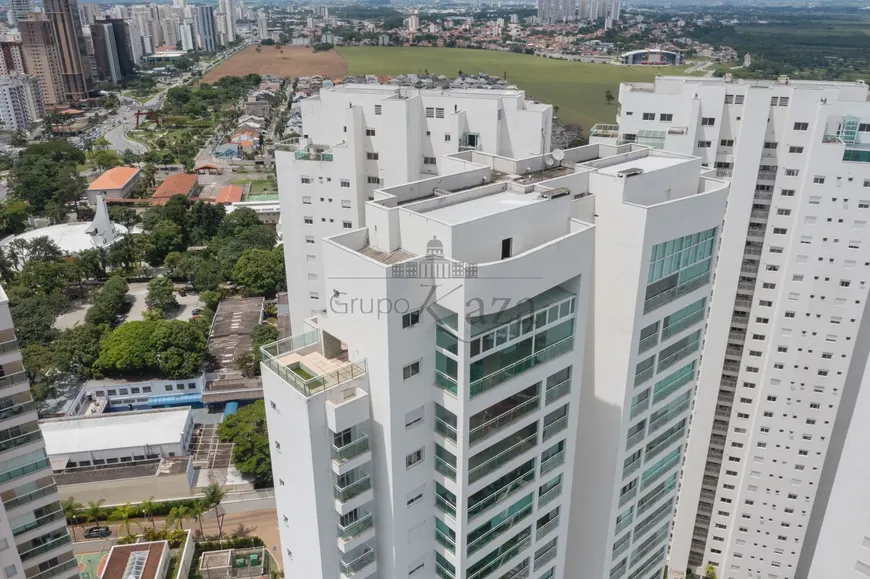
left=233, top=179, right=279, bottom=200
left=338, top=47, right=685, bottom=130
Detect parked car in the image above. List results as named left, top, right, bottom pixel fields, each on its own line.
left=191, top=308, right=202, bottom=316
left=84, top=526, right=111, bottom=539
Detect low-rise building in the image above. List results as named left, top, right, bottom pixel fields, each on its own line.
left=101, top=541, right=170, bottom=579
left=87, top=166, right=140, bottom=204
left=152, top=173, right=199, bottom=204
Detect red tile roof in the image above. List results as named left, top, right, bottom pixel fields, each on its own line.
left=88, top=167, right=140, bottom=191
left=153, top=173, right=198, bottom=198
left=216, top=185, right=243, bottom=204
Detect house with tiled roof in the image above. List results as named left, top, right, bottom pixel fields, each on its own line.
left=151, top=173, right=199, bottom=204
left=87, top=166, right=141, bottom=204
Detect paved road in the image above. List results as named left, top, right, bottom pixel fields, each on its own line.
left=104, top=90, right=169, bottom=154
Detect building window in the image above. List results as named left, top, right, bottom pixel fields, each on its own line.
left=365, top=128, right=376, bottom=136
left=340, top=180, right=350, bottom=188
left=445, top=134, right=451, bottom=142
left=426, top=107, right=434, bottom=118
left=143, top=386, right=151, bottom=393
left=403, top=361, right=420, bottom=379
left=423, top=157, right=437, bottom=165
left=406, top=448, right=424, bottom=469
left=301, top=177, right=311, bottom=184
left=366, top=152, right=379, bottom=160
left=304, top=216, right=313, bottom=224
left=814, top=176, right=826, bottom=184
left=403, top=310, right=421, bottom=328
left=302, top=196, right=311, bottom=204
left=660, top=113, right=673, bottom=121
left=342, top=221, right=352, bottom=229
left=436, top=108, right=445, bottom=118
left=374, top=104, right=382, bottom=115
left=793, top=122, right=809, bottom=131
left=701, top=117, right=715, bottom=126
left=305, top=236, right=315, bottom=244
left=310, top=292, right=319, bottom=299
left=720, top=139, right=734, bottom=146
left=789, top=146, right=804, bottom=154
left=698, top=141, right=712, bottom=148
left=4, top=565, right=17, bottom=578
left=367, top=176, right=380, bottom=184
left=341, top=200, right=351, bottom=208
left=642, top=113, right=655, bottom=120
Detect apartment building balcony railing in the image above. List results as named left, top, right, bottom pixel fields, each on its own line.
left=626, top=430, right=645, bottom=450
left=338, top=512, right=373, bottom=542
left=618, top=487, right=637, bottom=507
left=652, top=371, right=694, bottom=404
left=661, top=310, right=705, bottom=341
left=534, top=545, right=557, bottom=570
left=637, top=479, right=677, bottom=515
left=435, top=370, right=458, bottom=396
left=502, top=560, right=530, bottom=579
left=646, top=428, right=686, bottom=460
left=28, top=559, right=78, bottom=579
left=757, top=170, right=777, bottom=181
left=754, top=190, right=773, bottom=200
left=470, top=397, right=540, bottom=447
left=542, top=416, right=568, bottom=442
left=590, top=124, right=620, bottom=139
left=657, top=341, right=700, bottom=374
left=0, top=339, right=19, bottom=355
left=332, top=435, right=370, bottom=465
left=615, top=513, right=634, bottom=535
left=435, top=456, right=458, bottom=481
left=19, top=534, right=71, bottom=562
left=0, top=431, right=43, bottom=454
left=436, top=561, right=455, bottom=579
left=715, top=168, right=732, bottom=178
left=634, top=504, right=673, bottom=538
left=0, top=400, right=36, bottom=422
left=641, top=453, right=681, bottom=490
left=435, top=417, right=458, bottom=442
left=261, top=332, right=366, bottom=397
left=0, top=371, right=28, bottom=392
left=292, top=145, right=334, bottom=162
left=470, top=434, right=538, bottom=483
left=12, top=507, right=65, bottom=536
left=435, top=493, right=456, bottom=519
left=611, top=559, right=627, bottom=579
left=743, top=246, right=762, bottom=256
left=339, top=547, right=375, bottom=577
left=630, top=398, right=649, bottom=419
left=638, top=334, right=659, bottom=354
left=538, top=481, right=562, bottom=509
left=435, top=526, right=456, bottom=553
left=470, top=336, right=574, bottom=398
left=613, top=538, right=630, bottom=559
left=643, top=272, right=710, bottom=314
left=469, top=467, right=535, bottom=520
left=634, top=367, right=655, bottom=387
left=736, top=281, right=755, bottom=291
left=648, top=401, right=691, bottom=434
left=334, top=476, right=371, bottom=504
left=3, top=483, right=58, bottom=511
left=0, top=457, right=50, bottom=484
left=468, top=502, right=533, bottom=555
left=545, top=379, right=570, bottom=405
left=540, top=450, right=565, bottom=476
left=623, top=457, right=642, bottom=479
left=631, top=529, right=669, bottom=568
left=468, top=531, right=532, bottom=579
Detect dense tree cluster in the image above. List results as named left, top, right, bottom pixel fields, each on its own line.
left=217, top=400, right=272, bottom=486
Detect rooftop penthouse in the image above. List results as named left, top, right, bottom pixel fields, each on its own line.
left=622, top=75, right=870, bottom=101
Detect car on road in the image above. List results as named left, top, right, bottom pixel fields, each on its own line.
left=84, top=526, right=111, bottom=539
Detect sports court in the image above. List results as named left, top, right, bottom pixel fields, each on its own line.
left=77, top=552, right=109, bottom=579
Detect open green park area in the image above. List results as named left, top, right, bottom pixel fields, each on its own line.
left=337, top=47, right=686, bottom=131
left=233, top=179, right=279, bottom=200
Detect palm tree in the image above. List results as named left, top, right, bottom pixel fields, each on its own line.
left=188, top=501, right=206, bottom=537
left=61, top=498, right=83, bottom=541
left=140, top=496, right=157, bottom=529
left=202, top=483, right=226, bottom=537
left=166, top=506, right=190, bottom=530
left=44, top=201, right=68, bottom=225
left=84, top=499, right=105, bottom=527
left=110, top=503, right=140, bottom=537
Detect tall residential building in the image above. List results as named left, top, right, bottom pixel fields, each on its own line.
left=161, top=17, right=179, bottom=48
left=9, top=0, right=32, bottom=24
left=0, top=74, right=44, bottom=130
left=274, top=84, right=553, bottom=333
left=89, top=21, right=120, bottom=83
left=105, top=18, right=135, bottom=78
left=77, top=2, right=101, bottom=25
left=263, top=137, right=727, bottom=578
left=256, top=10, right=267, bottom=38
left=591, top=75, right=870, bottom=579
left=537, top=0, right=575, bottom=24
left=0, top=284, right=79, bottom=579
left=218, top=0, right=235, bottom=43
left=0, top=41, right=26, bottom=75
left=19, top=15, right=66, bottom=106
left=194, top=6, right=217, bottom=52
left=123, top=18, right=142, bottom=66
left=43, top=0, right=91, bottom=101
left=81, top=28, right=97, bottom=82
left=179, top=23, right=193, bottom=51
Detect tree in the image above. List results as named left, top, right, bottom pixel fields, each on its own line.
left=199, top=289, right=221, bottom=311
left=77, top=248, right=109, bottom=280
left=146, top=276, right=178, bottom=314
left=0, top=200, right=29, bottom=237
left=218, top=207, right=261, bottom=238
left=145, top=220, right=185, bottom=265
left=704, top=564, right=717, bottom=579
left=108, top=235, right=141, bottom=272
left=109, top=206, right=140, bottom=228
left=84, top=499, right=105, bottom=526
left=605, top=89, right=615, bottom=104
left=217, top=400, right=272, bottom=486
left=251, top=323, right=278, bottom=362
left=16, top=260, right=72, bottom=295
left=187, top=201, right=225, bottom=244
left=54, top=324, right=109, bottom=378
left=43, top=201, right=68, bottom=225
left=61, top=498, right=83, bottom=541
left=166, top=505, right=190, bottom=530
left=97, top=321, right=158, bottom=375
left=11, top=293, right=66, bottom=347
left=149, top=320, right=208, bottom=377
left=110, top=503, right=140, bottom=536
left=162, top=195, right=191, bottom=228
left=231, top=247, right=285, bottom=297
left=97, top=320, right=207, bottom=378
left=10, top=131, right=27, bottom=147
left=122, top=149, right=140, bottom=166
left=234, top=352, right=258, bottom=377
left=140, top=496, right=157, bottom=529
left=85, top=276, right=129, bottom=326
left=91, top=149, right=122, bottom=171
left=188, top=501, right=206, bottom=537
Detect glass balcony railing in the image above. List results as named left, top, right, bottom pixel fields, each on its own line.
left=436, top=560, right=455, bottom=579
left=629, top=398, right=649, bottom=419
left=12, top=507, right=65, bottom=536
left=435, top=456, right=457, bottom=481
left=339, top=547, right=375, bottom=577
left=435, top=526, right=456, bottom=553
left=0, top=457, right=51, bottom=483
left=641, top=452, right=681, bottom=490
left=545, top=379, right=570, bottom=405
left=501, top=560, right=531, bottom=579
left=643, top=273, right=710, bottom=314
left=618, top=487, right=637, bottom=507
left=3, top=483, right=58, bottom=511
left=610, top=559, right=627, bottom=579
left=468, top=529, right=532, bottom=579
left=645, top=427, right=686, bottom=461
left=540, top=451, right=564, bottom=476
left=28, top=559, right=78, bottom=579
left=0, top=431, right=43, bottom=453
left=338, top=512, right=373, bottom=541
left=435, top=418, right=458, bottom=442
left=470, top=397, right=539, bottom=446
left=613, top=537, right=630, bottom=559
left=0, top=400, right=35, bottom=421
left=661, top=310, right=704, bottom=341
left=634, top=367, right=654, bottom=387
left=0, top=371, right=28, bottom=391
left=435, top=493, right=456, bottom=519
left=626, top=430, right=644, bottom=450
left=614, top=513, right=633, bottom=535
left=652, top=370, right=695, bottom=404
left=332, top=435, right=370, bottom=464
left=536, top=516, right=559, bottom=542
left=0, top=339, right=19, bottom=355
left=542, top=416, right=568, bottom=441
left=534, top=545, right=557, bottom=570
left=469, top=465, right=535, bottom=520
left=638, top=334, right=658, bottom=354
left=623, top=458, right=641, bottom=479
left=19, top=534, right=71, bottom=561
left=334, top=476, right=371, bottom=503
left=648, top=400, right=691, bottom=434
left=470, top=434, right=537, bottom=484
left=435, top=371, right=458, bottom=396
left=657, top=341, right=700, bottom=374
left=628, top=547, right=666, bottom=579
left=537, top=482, right=562, bottom=509
left=631, top=524, right=669, bottom=563
left=470, top=337, right=574, bottom=398
left=468, top=503, right=533, bottom=555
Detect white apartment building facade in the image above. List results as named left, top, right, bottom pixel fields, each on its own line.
left=0, top=74, right=44, bottom=131
left=275, top=84, right=553, bottom=333
left=263, top=139, right=727, bottom=579
left=0, top=284, right=78, bottom=579
left=593, top=76, right=870, bottom=579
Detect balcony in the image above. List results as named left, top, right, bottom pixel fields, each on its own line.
left=469, top=465, right=536, bottom=520
left=634, top=367, right=654, bottom=387
left=613, top=537, right=630, bottom=559
left=19, top=533, right=71, bottom=562
left=645, top=427, right=686, bottom=460
left=590, top=124, right=620, bottom=139
left=0, top=431, right=43, bottom=454
left=274, top=137, right=334, bottom=161
left=28, top=559, right=78, bottom=579
left=501, top=560, right=530, bottom=579
left=641, top=453, right=681, bottom=490
left=332, top=435, right=370, bottom=465
left=618, top=487, right=637, bottom=507
left=436, top=417, right=458, bottom=442
left=435, top=493, right=456, bottom=519
left=657, top=340, right=700, bottom=374
left=715, top=168, right=732, bottom=178
left=534, top=544, right=557, bottom=570
left=435, top=525, right=456, bottom=553
left=3, top=483, right=58, bottom=511
left=540, top=451, right=565, bottom=476
left=661, top=310, right=704, bottom=341
left=0, top=339, right=19, bottom=355
left=626, top=430, right=645, bottom=450
left=470, top=337, right=574, bottom=399
left=0, top=400, right=36, bottom=422
left=468, top=502, right=533, bottom=555
left=12, top=507, right=66, bottom=537
left=638, top=334, right=658, bottom=354
left=338, top=512, right=373, bottom=542
left=637, top=479, right=677, bottom=515
left=339, top=547, right=375, bottom=578
left=623, top=457, right=641, bottom=479
left=648, top=401, right=691, bottom=434
left=542, top=416, right=568, bottom=442
left=643, top=272, right=710, bottom=314
left=634, top=503, right=673, bottom=539
left=538, top=482, right=562, bottom=509
left=435, top=371, right=458, bottom=396
left=615, top=513, right=633, bottom=535
left=754, top=190, right=773, bottom=201
left=545, top=379, right=570, bottom=405
left=261, top=332, right=366, bottom=397
left=0, top=371, right=28, bottom=392
left=468, top=529, right=532, bottom=579
left=757, top=171, right=777, bottom=181
left=470, top=434, right=537, bottom=484
left=334, top=476, right=372, bottom=504
left=630, top=398, right=649, bottom=420
left=470, top=397, right=540, bottom=447
left=436, top=559, right=455, bottom=579
left=652, top=371, right=694, bottom=405
left=0, top=457, right=50, bottom=484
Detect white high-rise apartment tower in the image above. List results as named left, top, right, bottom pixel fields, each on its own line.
left=0, top=284, right=78, bottom=579
left=256, top=10, right=267, bottom=38
left=275, top=84, right=553, bottom=333
left=265, top=114, right=727, bottom=579
left=591, top=75, right=870, bottom=579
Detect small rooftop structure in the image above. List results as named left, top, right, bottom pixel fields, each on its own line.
left=198, top=546, right=269, bottom=579
left=101, top=541, right=169, bottom=579
left=204, top=298, right=265, bottom=404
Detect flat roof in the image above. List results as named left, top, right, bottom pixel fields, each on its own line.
left=595, top=155, right=688, bottom=176
left=421, top=191, right=546, bottom=225
left=40, top=407, right=192, bottom=455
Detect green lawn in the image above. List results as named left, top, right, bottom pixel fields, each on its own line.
left=233, top=179, right=279, bottom=200
left=338, top=47, right=686, bottom=130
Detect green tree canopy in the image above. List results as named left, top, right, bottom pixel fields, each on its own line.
left=53, top=323, right=110, bottom=378
left=145, top=276, right=178, bottom=313
left=217, top=400, right=272, bottom=486
left=97, top=319, right=207, bottom=378
left=231, top=247, right=285, bottom=297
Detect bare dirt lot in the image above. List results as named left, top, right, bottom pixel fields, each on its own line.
left=202, top=45, right=348, bottom=82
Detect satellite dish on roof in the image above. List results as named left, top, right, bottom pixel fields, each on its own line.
left=552, top=148, right=565, bottom=161
left=545, top=156, right=555, bottom=166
